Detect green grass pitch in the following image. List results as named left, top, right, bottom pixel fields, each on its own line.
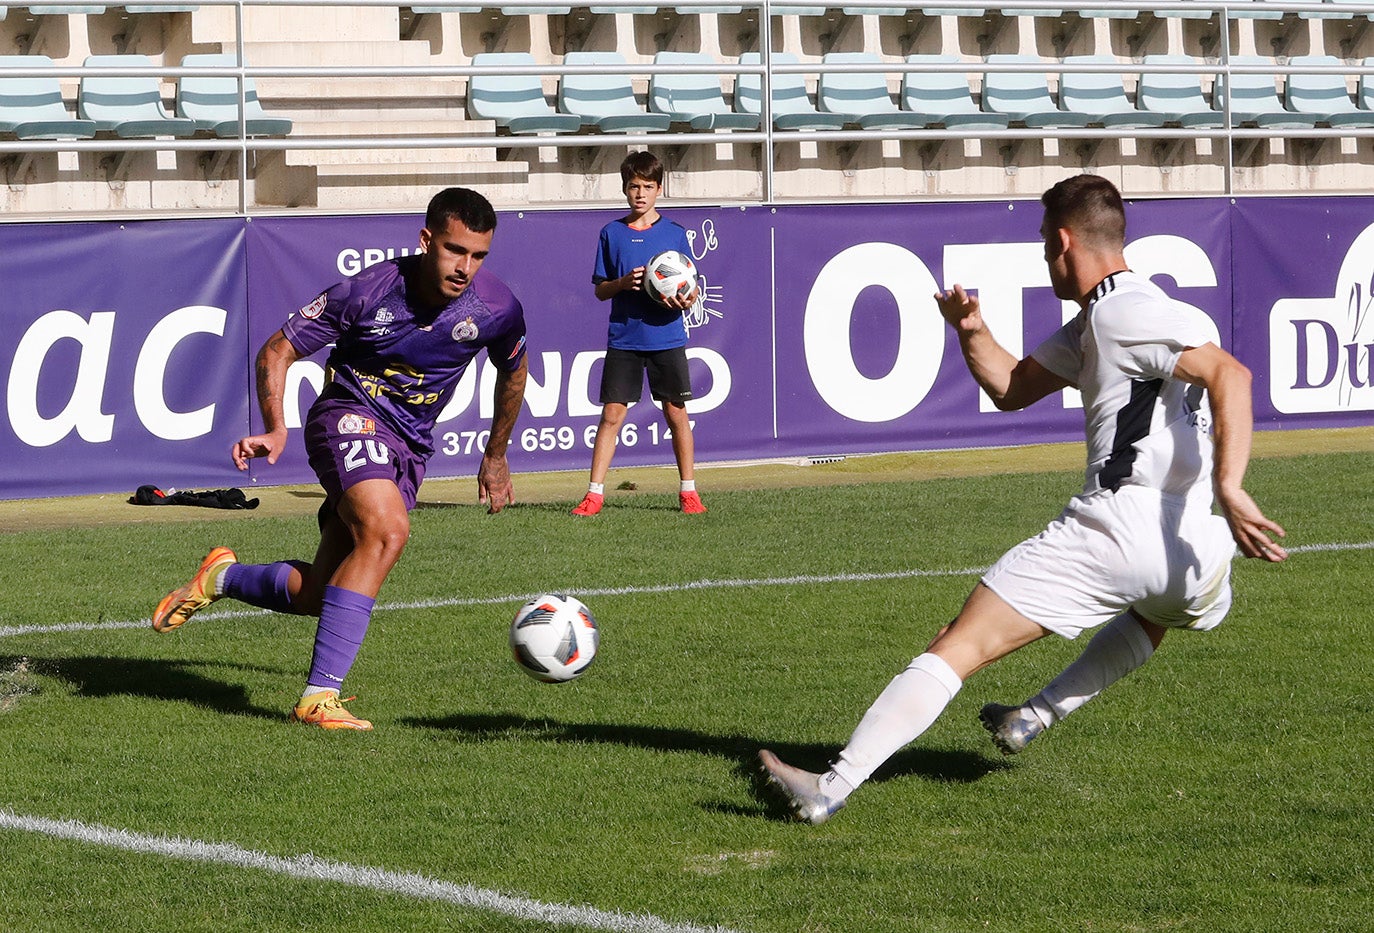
left=0, top=445, right=1371, bottom=932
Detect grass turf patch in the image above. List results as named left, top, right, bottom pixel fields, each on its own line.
left=0, top=443, right=1370, bottom=932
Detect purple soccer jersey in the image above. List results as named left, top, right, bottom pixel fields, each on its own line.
left=283, top=256, right=528, bottom=458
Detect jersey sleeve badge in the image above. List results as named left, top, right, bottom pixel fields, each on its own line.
left=298, top=293, right=328, bottom=320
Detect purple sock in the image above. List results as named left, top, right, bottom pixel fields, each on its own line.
left=305, top=586, right=376, bottom=691
left=222, top=561, right=308, bottom=615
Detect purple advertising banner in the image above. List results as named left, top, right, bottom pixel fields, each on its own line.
left=1231, top=197, right=1374, bottom=426
left=1, top=196, right=1370, bottom=501
left=0, top=219, right=247, bottom=499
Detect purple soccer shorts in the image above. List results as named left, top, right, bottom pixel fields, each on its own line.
left=304, top=395, right=426, bottom=511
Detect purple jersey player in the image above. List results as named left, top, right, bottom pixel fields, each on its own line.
left=151, top=187, right=529, bottom=731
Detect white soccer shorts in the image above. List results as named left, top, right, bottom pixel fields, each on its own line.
left=981, top=485, right=1237, bottom=639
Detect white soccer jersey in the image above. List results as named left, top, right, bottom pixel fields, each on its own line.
left=1032, top=271, right=1222, bottom=505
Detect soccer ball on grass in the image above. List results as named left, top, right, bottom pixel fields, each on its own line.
left=509, top=594, right=599, bottom=682
left=643, top=250, right=698, bottom=307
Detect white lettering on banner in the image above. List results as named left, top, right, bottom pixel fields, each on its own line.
left=521, top=352, right=563, bottom=418
left=284, top=360, right=326, bottom=428
left=430, top=350, right=731, bottom=426
left=336, top=247, right=421, bottom=277
left=1124, top=234, right=1219, bottom=292
left=133, top=305, right=226, bottom=440
left=567, top=351, right=603, bottom=417
left=1269, top=222, right=1374, bottom=414
left=7, top=310, right=116, bottom=447
left=804, top=243, right=944, bottom=423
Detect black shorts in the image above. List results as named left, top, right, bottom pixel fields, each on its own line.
left=599, top=346, right=693, bottom=405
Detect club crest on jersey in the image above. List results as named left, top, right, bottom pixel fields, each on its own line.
left=298, top=293, right=328, bottom=320
left=337, top=413, right=376, bottom=436
left=452, top=317, right=479, bottom=342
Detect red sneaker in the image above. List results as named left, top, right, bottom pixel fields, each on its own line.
left=679, top=491, right=707, bottom=514
left=571, top=492, right=604, bottom=516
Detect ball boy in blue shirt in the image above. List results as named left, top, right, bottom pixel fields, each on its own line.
left=572, top=151, right=706, bottom=516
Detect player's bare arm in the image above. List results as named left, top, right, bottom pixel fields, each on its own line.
left=1174, top=342, right=1288, bottom=562
left=595, top=267, right=645, bottom=301
left=935, top=284, right=1071, bottom=411
left=478, top=354, right=529, bottom=513
left=232, top=329, right=301, bottom=470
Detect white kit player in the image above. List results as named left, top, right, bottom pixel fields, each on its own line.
left=758, top=174, right=1288, bottom=824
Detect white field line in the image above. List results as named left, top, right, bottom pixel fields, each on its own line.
left=0, top=810, right=739, bottom=933
left=0, top=564, right=990, bottom=639
left=1, top=539, right=1368, bottom=641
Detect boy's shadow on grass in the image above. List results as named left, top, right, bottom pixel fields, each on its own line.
left=7, top=654, right=284, bottom=721
left=401, top=711, right=1010, bottom=821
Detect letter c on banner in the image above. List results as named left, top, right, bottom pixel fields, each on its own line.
left=134, top=305, right=227, bottom=440
left=803, top=243, right=943, bottom=423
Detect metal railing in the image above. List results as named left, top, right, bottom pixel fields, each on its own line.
left=3, top=0, right=1374, bottom=213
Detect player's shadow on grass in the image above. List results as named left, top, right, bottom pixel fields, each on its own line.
left=401, top=711, right=1008, bottom=820
left=7, top=654, right=285, bottom=721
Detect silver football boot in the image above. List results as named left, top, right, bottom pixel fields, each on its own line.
left=979, top=702, right=1044, bottom=755
left=757, top=750, right=846, bottom=825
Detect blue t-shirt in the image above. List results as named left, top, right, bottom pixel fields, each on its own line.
left=283, top=256, right=527, bottom=457
left=592, top=216, right=691, bottom=351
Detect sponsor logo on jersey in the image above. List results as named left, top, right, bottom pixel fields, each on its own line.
left=375, top=307, right=395, bottom=324
left=298, top=293, right=328, bottom=320
left=337, top=413, right=377, bottom=436
left=452, top=317, right=479, bottom=342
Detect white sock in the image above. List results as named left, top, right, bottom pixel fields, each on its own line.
left=587, top=482, right=605, bottom=495
left=827, top=652, right=963, bottom=796
left=680, top=480, right=696, bottom=493
left=1026, top=613, right=1155, bottom=729
left=302, top=685, right=339, bottom=700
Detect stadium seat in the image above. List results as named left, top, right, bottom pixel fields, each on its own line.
left=817, top=53, right=928, bottom=128
left=900, top=54, right=1009, bottom=129
left=1138, top=54, right=1224, bottom=127
left=1284, top=55, right=1374, bottom=127
left=29, top=5, right=106, bottom=12
left=768, top=5, right=828, bottom=13
left=499, top=4, right=570, bottom=11
left=0, top=54, right=97, bottom=138
left=408, top=4, right=482, bottom=11
left=176, top=54, right=294, bottom=137
left=1360, top=58, right=1374, bottom=111
left=981, top=54, right=1094, bottom=127
left=840, top=5, right=911, bottom=14
left=648, top=52, right=758, bottom=130
left=919, top=4, right=986, bottom=15
left=1077, top=2, right=1140, bottom=19
left=1225, top=0, right=1284, bottom=19
left=558, top=51, right=672, bottom=133
left=1058, top=55, right=1169, bottom=128
left=735, top=51, right=848, bottom=130
left=1300, top=0, right=1374, bottom=19
left=674, top=4, right=744, bottom=12
left=1154, top=0, right=1211, bottom=18
left=467, top=52, right=582, bottom=134
left=1214, top=56, right=1318, bottom=128
left=122, top=3, right=198, bottom=11
left=589, top=3, right=659, bottom=11
left=78, top=54, right=198, bottom=137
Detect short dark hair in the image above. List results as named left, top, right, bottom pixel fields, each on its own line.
left=1041, top=174, right=1126, bottom=251
left=425, top=187, right=498, bottom=235
left=620, top=151, right=664, bottom=187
